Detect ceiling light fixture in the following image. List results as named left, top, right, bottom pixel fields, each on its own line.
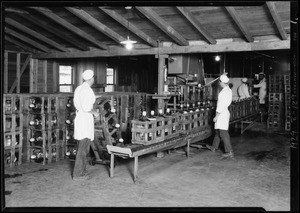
left=120, top=10, right=137, bottom=50
left=215, top=55, right=221, bottom=61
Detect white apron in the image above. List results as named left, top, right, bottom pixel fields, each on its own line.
left=73, top=82, right=96, bottom=140
left=215, top=86, right=232, bottom=130
left=253, top=79, right=267, bottom=104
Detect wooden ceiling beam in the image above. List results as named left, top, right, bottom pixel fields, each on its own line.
left=266, top=2, right=288, bottom=40
left=18, top=12, right=90, bottom=51
left=33, top=39, right=289, bottom=59
left=5, top=18, right=69, bottom=52
left=65, top=7, right=124, bottom=44
left=5, top=27, right=51, bottom=52
left=30, top=7, right=107, bottom=50
left=176, top=7, right=217, bottom=45
left=135, top=7, right=189, bottom=46
left=225, top=7, right=254, bottom=42
left=99, top=7, right=158, bottom=47
left=5, top=35, right=39, bottom=53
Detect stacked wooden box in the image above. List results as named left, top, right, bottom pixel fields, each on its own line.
left=228, top=97, right=259, bottom=122
left=283, top=75, right=290, bottom=131
left=131, top=116, right=179, bottom=145
left=267, top=75, right=284, bottom=129
left=3, top=94, right=23, bottom=167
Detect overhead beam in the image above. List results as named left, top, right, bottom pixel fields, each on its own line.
left=176, top=7, right=217, bottom=45
left=18, top=12, right=89, bottom=51
left=266, top=2, right=288, bottom=40
left=33, top=39, right=290, bottom=59
left=99, top=7, right=158, bottom=47
left=5, top=18, right=69, bottom=52
left=135, top=7, right=189, bottom=46
left=5, top=35, right=39, bottom=53
left=5, top=27, right=51, bottom=52
left=66, top=7, right=125, bottom=44
left=225, top=7, right=254, bottom=42
left=30, top=7, right=108, bottom=50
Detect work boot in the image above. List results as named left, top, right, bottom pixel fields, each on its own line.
left=206, top=145, right=216, bottom=152
left=222, top=151, right=234, bottom=158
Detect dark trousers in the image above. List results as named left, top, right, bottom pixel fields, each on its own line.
left=73, top=138, right=91, bottom=178
left=212, top=129, right=233, bottom=153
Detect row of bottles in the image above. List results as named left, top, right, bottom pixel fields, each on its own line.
left=65, top=96, right=77, bottom=159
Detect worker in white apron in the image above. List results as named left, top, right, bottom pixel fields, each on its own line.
left=73, top=69, right=99, bottom=181
left=238, top=77, right=251, bottom=100
left=253, top=72, right=267, bottom=121
left=206, top=74, right=234, bottom=158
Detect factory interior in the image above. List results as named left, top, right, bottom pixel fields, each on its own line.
left=1, top=2, right=298, bottom=212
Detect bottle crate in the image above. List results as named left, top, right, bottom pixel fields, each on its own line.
left=269, top=75, right=283, bottom=84
left=269, top=93, right=283, bottom=102
left=283, top=75, right=290, bottom=85
left=284, top=85, right=290, bottom=93
left=269, top=84, right=284, bottom=93
left=4, top=132, right=23, bottom=167
left=285, top=121, right=291, bottom=131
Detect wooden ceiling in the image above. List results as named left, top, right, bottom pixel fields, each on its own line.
left=3, top=2, right=291, bottom=59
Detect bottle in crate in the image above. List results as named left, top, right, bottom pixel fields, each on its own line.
left=29, top=97, right=42, bottom=113
left=29, top=114, right=43, bottom=129
left=5, top=99, right=12, bottom=113
left=29, top=131, right=44, bottom=147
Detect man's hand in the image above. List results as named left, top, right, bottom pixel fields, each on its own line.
left=91, top=109, right=100, bottom=118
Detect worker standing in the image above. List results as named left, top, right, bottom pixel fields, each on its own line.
left=206, top=74, right=234, bottom=158
left=73, top=69, right=99, bottom=181
left=253, top=72, right=267, bottom=120
left=237, top=77, right=251, bottom=100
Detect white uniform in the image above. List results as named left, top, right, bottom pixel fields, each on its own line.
left=253, top=78, right=267, bottom=104
left=73, top=82, right=96, bottom=140
left=215, top=85, right=232, bottom=130
left=237, top=83, right=250, bottom=100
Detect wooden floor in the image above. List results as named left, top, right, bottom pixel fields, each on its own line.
left=4, top=122, right=291, bottom=211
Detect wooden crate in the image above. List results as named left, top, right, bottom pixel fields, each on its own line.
left=163, top=115, right=179, bottom=140
left=131, top=117, right=165, bottom=145
left=269, top=93, right=283, bottom=102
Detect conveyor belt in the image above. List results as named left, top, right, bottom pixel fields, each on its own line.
left=106, top=125, right=212, bottom=182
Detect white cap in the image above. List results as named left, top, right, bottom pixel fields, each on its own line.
left=242, top=78, right=248, bottom=83
left=82, top=69, right=94, bottom=81
left=219, top=74, right=229, bottom=83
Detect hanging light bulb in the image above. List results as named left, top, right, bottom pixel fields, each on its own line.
left=215, top=55, right=221, bottom=61
left=120, top=19, right=137, bottom=50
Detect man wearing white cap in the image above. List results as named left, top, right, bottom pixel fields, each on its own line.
left=206, top=74, right=234, bottom=158
left=237, top=77, right=251, bottom=100
left=253, top=72, right=267, bottom=120
left=72, top=69, right=99, bottom=181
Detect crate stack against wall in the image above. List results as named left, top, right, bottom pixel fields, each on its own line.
left=267, top=75, right=284, bottom=129
left=3, top=94, right=23, bottom=167
left=283, top=75, right=290, bottom=131
left=64, top=95, right=77, bottom=160
left=24, top=95, right=62, bottom=165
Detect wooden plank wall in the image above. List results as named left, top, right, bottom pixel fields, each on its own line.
left=30, top=59, right=58, bottom=93
left=75, top=59, right=107, bottom=90
left=4, top=51, right=31, bottom=94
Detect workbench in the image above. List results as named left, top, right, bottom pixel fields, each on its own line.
left=106, top=125, right=212, bottom=182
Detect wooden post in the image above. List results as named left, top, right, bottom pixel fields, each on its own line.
left=110, top=153, right=114, bottom=177
left=4, top=52, right=8, bottom=93
left=157, top=55, right=168, bottom=110
left=43, top=60, right=48, bottom=93
left=30, top=59, right=38, bottom=93
left=134, top=156, right=138, bottom=182
left=16, top=53, right=21, bottom=93
left=53, top=61, right=58, bottom=93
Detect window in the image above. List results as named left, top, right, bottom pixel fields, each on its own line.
left=105, top=68, right=115, bottom=92
left=59, top=65, right=73, bottom=92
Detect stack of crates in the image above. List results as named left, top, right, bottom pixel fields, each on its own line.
left=267, top=75, right=284, bottom=129
left=283, top=75, right=290, bottom=131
